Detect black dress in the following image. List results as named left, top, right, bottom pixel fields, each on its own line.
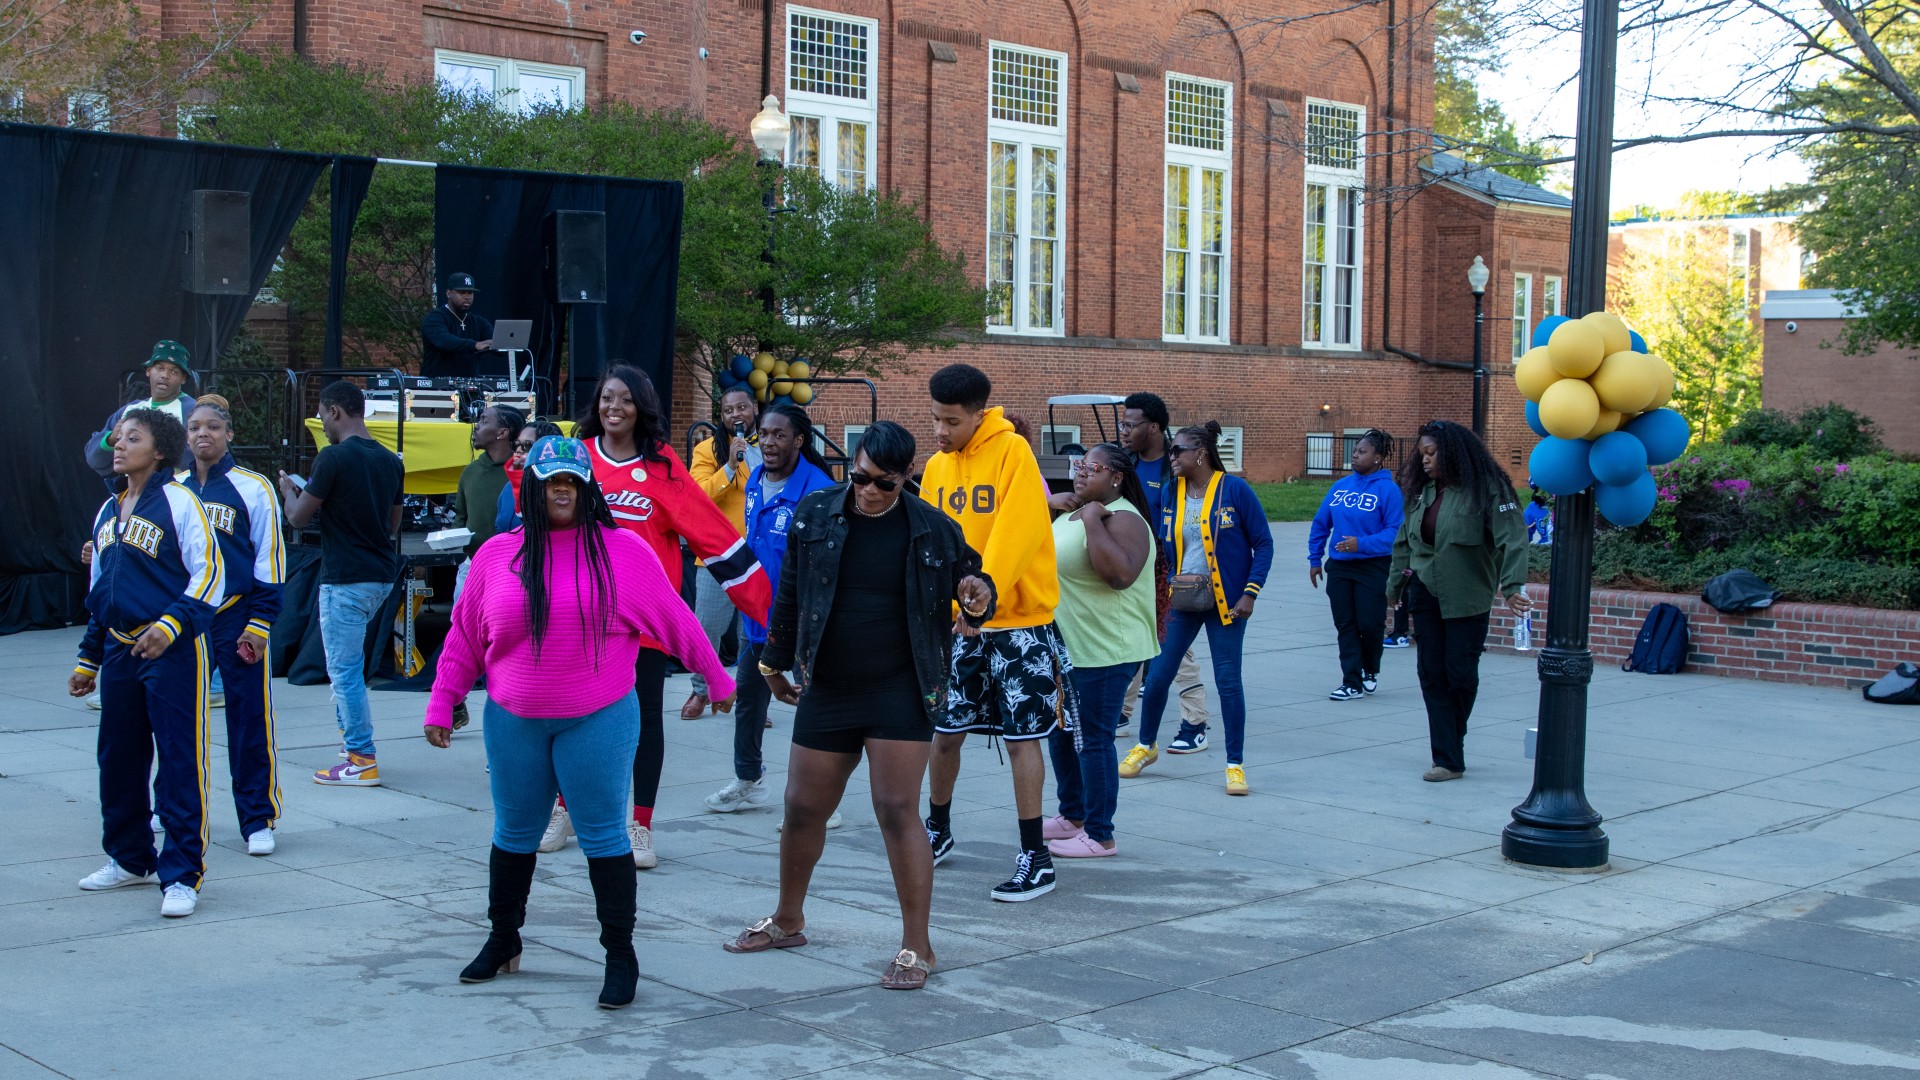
left=792, top=499, right=930, bottom=748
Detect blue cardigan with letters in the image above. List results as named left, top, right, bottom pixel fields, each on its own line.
left=1159, top=471, right=1274, bottom=624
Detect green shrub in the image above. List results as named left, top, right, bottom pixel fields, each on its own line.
left=1529, top=536, right=1920, bottom=610
left=1725, top=402, right=1883, bottom=460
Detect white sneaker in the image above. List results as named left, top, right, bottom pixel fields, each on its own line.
left=85, top=690, right=101, bottom=711
left=150, top=813, right=162, bottom=833
left=537, top=805, right=574, bottom=853
left=160, top=883, right=197, bottom=917
left=246, top=829, right=275, bottom=856
left=1114, top=723, right=1133, bottom=741
left=629, top=822, right=657, bottom=869
left=777, top=810, right=843, bottom=832
left=207, top=693, right=226, bottom=709
left=78, top=860, right=153, bottom=891
left=704, top=778, right=770, bottom=813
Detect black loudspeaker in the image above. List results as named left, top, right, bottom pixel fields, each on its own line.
left=545, top=209, right=607, bottom=304
left=187, top=190, right=251, bottom=295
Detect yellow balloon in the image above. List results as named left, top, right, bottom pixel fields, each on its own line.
left=747, top=369, right=769, bottom=390
left=1583, top=408, right=1624, bottom=439
left=1644, top=355, right=1677, bottom=409
left=1547, top=320, right=1606, bottom=379
left=1588, top=350, right=1658, bottom=414
left=1514, top=347, right=1560, bottom=403
left=1579, top=310, right=1633, bottom=356
left=753, top=351, right=777, bottom=373
left=1539, top=378, right=1601, bottom=440
left=789, top=361, right=812, bottom=380
left=773, top=361, right=790, bottom=378
left=771, top=380, right=793, bottom=396
left=791, top=383, right=814, bottom=405
left=755, top=385, right=770, bottom=402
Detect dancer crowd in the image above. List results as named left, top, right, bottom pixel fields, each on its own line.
left=68, top=347, right=1530, bottom=1004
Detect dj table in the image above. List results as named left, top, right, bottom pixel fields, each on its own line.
left=302, top=418, right=574, bottom=495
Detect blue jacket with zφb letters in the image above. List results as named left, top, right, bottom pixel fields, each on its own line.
left=1307, top=468, right=1405, bottom=567
left=741, top=456, right=838, bottom=645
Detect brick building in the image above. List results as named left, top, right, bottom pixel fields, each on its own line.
left=169, top=0, right=1568, bottom=479
left=1760, top=289, right=1920, bottom=456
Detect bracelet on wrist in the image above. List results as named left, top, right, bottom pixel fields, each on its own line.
left=757, top=661, right=781, bottom=677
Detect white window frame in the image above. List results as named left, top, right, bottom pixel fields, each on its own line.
left=1040, top=424, right=1081, bottom=455
left=985, top=42, right=1068, bottom=337
left=1543, top=275, right=1563, bottom=318
left=1163, top=73, right=1233, bottom=344
left=1302, top=99, right=1365, bottom=351
left=784, top=6, right=878, bottom=191
left=434, top=50, right=585, bottom=115
left=1218, top=426, right=1245, bottom=473
left=1512, top=272, right=1533, bottom=360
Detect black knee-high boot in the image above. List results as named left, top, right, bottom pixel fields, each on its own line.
left=460, top=847, right=537, bottom=983
left=586, top=855, right=639, bottom=1009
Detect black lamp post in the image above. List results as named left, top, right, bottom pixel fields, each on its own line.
left=750, top=94, right=792, bottom=317
left=1468, top=255, right=1491, bottom=437
left=1502, top=0, right=1618, bottom=871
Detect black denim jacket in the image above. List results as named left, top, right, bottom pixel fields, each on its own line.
left=759, top=484, right=996, bottom=725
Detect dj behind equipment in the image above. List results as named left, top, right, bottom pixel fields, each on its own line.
left=420, top=272, right=497, bottom=379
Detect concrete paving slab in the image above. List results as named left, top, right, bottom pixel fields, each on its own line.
left=1074, top=988, right=1339, bottom=1065
left=905, top=1022, right=1200, bottom=1080
left=1240, top=1030, right=1562, bottom=1079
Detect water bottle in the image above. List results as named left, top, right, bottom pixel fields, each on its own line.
left=1513, top=611, right=1534, bottom=652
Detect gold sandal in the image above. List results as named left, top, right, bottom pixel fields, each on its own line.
left=880, top=948, right=934, bottom=990
left=722, top=916, right=808, bottom=954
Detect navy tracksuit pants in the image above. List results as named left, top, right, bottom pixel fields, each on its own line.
left=98, top=633, right=211, bottom=891
left=210, top=603, right=281, bottom=839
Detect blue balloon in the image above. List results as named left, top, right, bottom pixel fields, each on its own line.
left=1628, top=330, right=1648, bottom=354
left=716, top=369, right=739, bottom=390
left=1530, top=315, right=1572, bottom=350
left=1624, top=408, right=1691, bottom=466
left=1596, top=471, right=1658, bottom=527
left=1524, top=399, right=1549, bottom=438
left=771, top=394, right=795, bottom=408
left=729, top=353, right=754, bottom=380
left=1529, top=437, right=1594, bottom=496
left=1589, top=430, right=1650, bottom=487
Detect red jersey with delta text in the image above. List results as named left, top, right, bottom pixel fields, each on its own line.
left=585, top=436, right=771, bottom=639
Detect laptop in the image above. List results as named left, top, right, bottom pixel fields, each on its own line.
left=492, top=320, right=532, bottom=351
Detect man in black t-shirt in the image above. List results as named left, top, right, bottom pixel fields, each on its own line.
left=280, top=380, right=405, bottom=787
left=420, top=272, right=497, bottom=378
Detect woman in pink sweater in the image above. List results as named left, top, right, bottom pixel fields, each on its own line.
left=424, top=436, right=733, bottom=1010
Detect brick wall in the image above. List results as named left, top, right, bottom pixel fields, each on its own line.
left=1763, top=317, right=1920, bottom=456
left=1484, top=583, right=1920, bottom=690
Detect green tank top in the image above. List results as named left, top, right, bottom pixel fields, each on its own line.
left=1051, top=502, right=1160, bottom=669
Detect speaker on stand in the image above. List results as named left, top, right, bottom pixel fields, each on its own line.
left=186, top=189, right=252, bottom=376
left=544, top=209, right=607, bottom=418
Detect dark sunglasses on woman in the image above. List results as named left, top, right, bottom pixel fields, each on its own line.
left=849, top=471, right=900, bottom=492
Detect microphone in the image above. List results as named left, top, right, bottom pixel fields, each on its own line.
left=733, top=423, right=747, bottom=463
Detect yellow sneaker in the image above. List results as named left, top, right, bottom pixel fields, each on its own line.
left=1225, top=765, right=1249, bottom=796
left=1118, top=745, right=1158, bottom=778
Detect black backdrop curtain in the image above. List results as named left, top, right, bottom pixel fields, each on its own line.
left=432, top=165, right=683, bottom=421
left=0, top=123, right=329, bottom=633
left=323, top=156, right=379, bottom=368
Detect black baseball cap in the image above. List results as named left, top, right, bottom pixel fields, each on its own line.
left=445, top=272, right=479, bottom=292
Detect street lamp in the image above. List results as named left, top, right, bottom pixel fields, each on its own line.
left=1468, top=255, right=1490, bottom=437
left=749, top=94, right=791, bottom=318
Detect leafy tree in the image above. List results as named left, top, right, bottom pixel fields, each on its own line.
left=1432, top=0, right=1559, bottom=186
left=195, top=52, right=982, bottom=400
left=1612, top=225, right=1762, bottom=441
left=0, top=0, right=257, bottom=129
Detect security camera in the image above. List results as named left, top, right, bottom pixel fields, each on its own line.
left=1785, top=321, right=1798, bottom=333
left=629, top=29, right=647, bottom=44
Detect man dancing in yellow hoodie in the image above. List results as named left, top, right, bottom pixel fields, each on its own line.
left=920, top=364, right=1075, bottom=903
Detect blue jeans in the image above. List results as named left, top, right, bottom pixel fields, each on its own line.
left=1050, top=662, right=1130, bottom=842
left=1138, top=608, right=1248, bottom=764
left=317, top=581, right=389, bottom=756
left=733, top=640, right=773, bottom=781
left=486, top=692, right=640, bottom=858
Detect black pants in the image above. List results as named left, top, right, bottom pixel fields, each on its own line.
left=630, top=648, right=668, bottom=810
left=1390, top=597, right=1410, bottom=638
left=1404, top=577, right=1489, bottom=772
left=1326, top=557, right=1389, bottom=689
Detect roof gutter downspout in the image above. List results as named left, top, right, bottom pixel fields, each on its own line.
left=1385, top=344, right=1473, bottom=371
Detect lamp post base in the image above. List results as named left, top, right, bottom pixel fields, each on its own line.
left=1501, top=819, right=1609, bottom=870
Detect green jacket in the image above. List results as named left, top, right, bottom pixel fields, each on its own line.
left=1388, top=480, right=1529, bottom=619
left=451, top=453, right=508, bottom=555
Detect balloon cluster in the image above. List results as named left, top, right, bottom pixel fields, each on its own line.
left=1517, top=312, right=1692, bottom=528
left=716, top=352, right=815, bottom=407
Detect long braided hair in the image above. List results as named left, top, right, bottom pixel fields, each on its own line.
left=514, top=464, right=620, bottom=668
left=1085, top=442, right=1152, bottom=521
left=763, top=402, right=831, bottom=472
left=1398, top=419, right=1516, bottom=513
left=1356, top=427, right=1395, bottom=464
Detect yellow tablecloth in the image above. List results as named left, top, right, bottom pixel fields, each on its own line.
left=303, top=419, right=573, bottom=495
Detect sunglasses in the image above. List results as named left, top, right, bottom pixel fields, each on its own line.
left=1169, top=444, right=1202, bottom=458
left=513, top=441, right=536, bottom=452
left=849, top=471, right=901, bottom=492
left=1072, top=459, right=1114, bottom=476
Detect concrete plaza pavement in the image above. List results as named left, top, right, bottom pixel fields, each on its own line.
left=2, top=522, right=1917, bottom=1079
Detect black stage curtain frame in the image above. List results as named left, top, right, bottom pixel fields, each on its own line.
left=323, top=156, right=379, bottom=368
left=431, top=164, right=684, bottom=420
left=0, top=123, right=333, bottom=633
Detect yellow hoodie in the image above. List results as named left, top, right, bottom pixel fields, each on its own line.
left=919, top=407, right=1058, bottom=629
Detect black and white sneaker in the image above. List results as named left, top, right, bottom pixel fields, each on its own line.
left=1167, top=726, right=1208, bottom=754
left=990, top=848, right=1056, bottom=902
left=926, top=818, right=955, bottom=866
left=1361, top=671, right=1378, bottom=694
left=1329, top=685, right=1365, bottom=701
left=1383, top=635, right=1412, bottom=649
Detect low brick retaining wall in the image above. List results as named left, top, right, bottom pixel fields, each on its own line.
left=1484, top=584, right=1920, bottom=689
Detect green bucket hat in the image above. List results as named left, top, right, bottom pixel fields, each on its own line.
left=145, top=340, right=191, bottom=372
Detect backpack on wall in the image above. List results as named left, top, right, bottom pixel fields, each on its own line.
left=1863, top=663, right=1920, bottom=705
left=1623, top=603, right=1690, bottom=674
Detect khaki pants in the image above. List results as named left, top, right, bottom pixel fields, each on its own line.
left=1122, top=648, right=1207, bottom=726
